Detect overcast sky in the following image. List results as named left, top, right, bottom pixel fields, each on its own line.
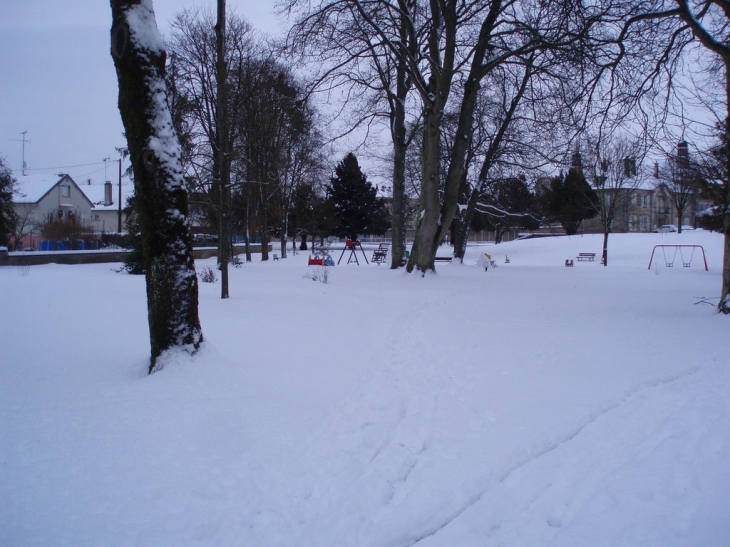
left=0, top=1, right=286, bottom=184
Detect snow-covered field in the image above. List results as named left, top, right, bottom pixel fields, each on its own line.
left=1, top=231, right=728, bottom=546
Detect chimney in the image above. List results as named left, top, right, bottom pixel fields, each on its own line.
left=654, top=161, right=659, bottom=178
left=624, top=158, right=636, bottom=177
left=104, top=181, right=113, bottom=206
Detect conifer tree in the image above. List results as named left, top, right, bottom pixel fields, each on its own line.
left=327, top=153, right=390, bottom=241
left=0, top=156, right=16, bottom=248
left=540, top=169, right=599, bottom=236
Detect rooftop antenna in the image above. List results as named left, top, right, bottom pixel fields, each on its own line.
left=10, top=131, right=30, bottom=175
left=103, top=157, right=112, bottom=182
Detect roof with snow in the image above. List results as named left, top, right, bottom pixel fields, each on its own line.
left=13, top=173, right=67, bottom=203
left=13, top=172, right=133, bottom=210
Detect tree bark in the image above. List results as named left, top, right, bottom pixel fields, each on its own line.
left=720, top=68, right=730, bottom=313
left=110, top=0, right=203, bottom=372
left=216, top=0, right=231, bottom=298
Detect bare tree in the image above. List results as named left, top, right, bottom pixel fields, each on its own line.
left=289, top=0, right=596, bottom=273
left=584, top=136, right=647, bottom=266
left=230, top=58, right=321, bottom=261
left=608, top=0, right=730, bottom=312
left=168, top=7, right=254, bottom=277
left=285, top=0, right=421, bottom=269
left=449, top=48, right=583, bottom=261
left=655, top=140, right=701, bottom=233
left=110, top=0, right=203, bottom=372
left=215, top=0, right=232, bottom=298
left=9, top=203, right=36, bottom=251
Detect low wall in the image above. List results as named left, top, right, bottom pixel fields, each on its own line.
left=0, top=244, right=271, bottom=267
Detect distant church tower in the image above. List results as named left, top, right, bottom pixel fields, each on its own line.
left=570, top=150, right=583, bottom=171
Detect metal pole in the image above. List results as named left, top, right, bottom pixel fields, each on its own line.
left=118, top=158, right=123, bottom=234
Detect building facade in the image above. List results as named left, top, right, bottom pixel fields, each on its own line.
left=11, top=173, right=129, bottom=250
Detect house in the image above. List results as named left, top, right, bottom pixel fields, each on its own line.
left=76, top=177, right=129, bottom=235
left=12, top=173, right=95, bottom=250
left=549, top=142, right=712, bottom=235
left=11, top=173, right=131, bottom=250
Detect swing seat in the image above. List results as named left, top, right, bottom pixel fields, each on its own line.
left=648, top=245, right=709, bottom=271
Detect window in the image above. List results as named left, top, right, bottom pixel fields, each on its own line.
left=640, top=195, right=648, bottom=208
left=61, top=185, right=71, bottom=198
left=629, top=215, right=637, bottom=231
left=640, top=216, right=650, bottom=231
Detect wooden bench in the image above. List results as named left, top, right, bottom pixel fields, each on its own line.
left=576, top=253, right=595, bottom=261
left=434, top=256, right=453, bottom=263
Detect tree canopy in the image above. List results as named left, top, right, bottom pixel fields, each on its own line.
left=327, top=153, right=390, bottom=242
left=540, top=169, right=599, bottom=236
left=0, top=156, right=16, bottom=248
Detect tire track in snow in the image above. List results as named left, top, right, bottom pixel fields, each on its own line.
left=401, top=367, right=701, bottom=547
left=262, top=290, right=457, bottom=545
left=402, top=364, right=704, bottom=546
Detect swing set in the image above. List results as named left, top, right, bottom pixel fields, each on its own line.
left=647, top=245, right=708, bottom=271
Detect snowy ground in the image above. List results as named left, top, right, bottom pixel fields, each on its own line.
left=1, top=231, right=728, bottom=546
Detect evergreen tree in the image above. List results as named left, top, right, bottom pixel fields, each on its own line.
left=327, top=153, right=390, bottom=241
left=0, top=156, right=17, bottom=248
left=539, top=169, right=599, bottom=235
left=482, top=177, right=541, bottom=244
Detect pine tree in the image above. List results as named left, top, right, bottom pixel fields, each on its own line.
left=0, top=156, right=17, bottom=248
left=327, top=153, right=390, bottom=241
left=540, top=169, right=599, bottom=236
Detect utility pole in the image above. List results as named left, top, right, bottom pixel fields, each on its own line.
left=10, top=131, right=30, bottom=175
left=118, top=157, right=123, bottom=234
left=115, top=147, right=129, bottom=237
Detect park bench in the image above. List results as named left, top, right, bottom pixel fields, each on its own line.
left=371, top=243, right=389, bottom=264
left=576, top=253, right=595, bottom=261
left=434, top=256, right=453, bottom=263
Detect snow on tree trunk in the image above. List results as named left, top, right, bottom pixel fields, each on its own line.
left=110, top=0, right=203, bottom=372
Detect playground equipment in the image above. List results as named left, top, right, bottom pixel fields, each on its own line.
left=308, top=254, right=335, bottom=266
left=371, top=243, right=389, bottom=264
left=479, top=253, right=498, bottom=271
left=338, top=239, right=369, bottom=265
left=647, top=245, right=708, bottom=271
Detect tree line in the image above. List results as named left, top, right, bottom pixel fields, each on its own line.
left=102, top=0, right=730, bottom=369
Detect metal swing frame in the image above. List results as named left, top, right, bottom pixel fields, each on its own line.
left=647, top=245, right=708, bottom=271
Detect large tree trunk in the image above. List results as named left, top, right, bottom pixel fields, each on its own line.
left=110, top=0, right=203, bottom=372
left=454, top=185, right=482, bottom=261
left=720, top=70, right=730, bottom=313
left=389, top=93, right=408, bottom=269
left=407, top=106, right=442, bottom=273
left=216, top=0, right=231, bottom=298
left=389, top=15, right=412, bottom=270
